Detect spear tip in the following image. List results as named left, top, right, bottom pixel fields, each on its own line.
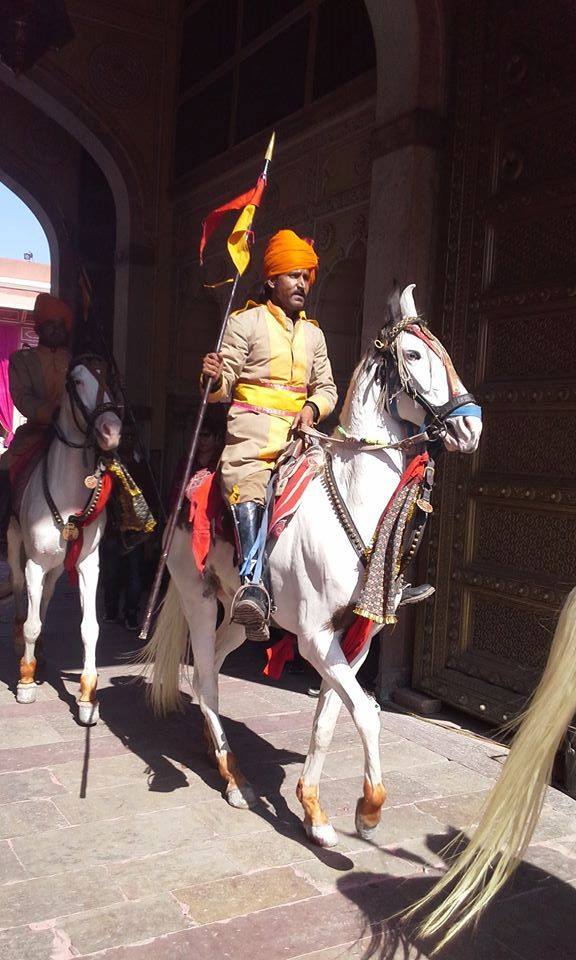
left=265, top=131, right=276, bottom=162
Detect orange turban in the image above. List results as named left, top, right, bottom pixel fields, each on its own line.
left=32, top=293, right=74, bottom=333
left=263, top=230, right=319, bottom=284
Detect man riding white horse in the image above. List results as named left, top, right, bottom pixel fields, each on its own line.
left=0, top=293, right=73, bottom=553
left=201, top=229, right=433, bottom=640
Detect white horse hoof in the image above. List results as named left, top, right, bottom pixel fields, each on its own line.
left=16, top=682, right=37, bottom=704
left=226, top=783, right=257, bottom=809
left=355, top=800, right=380, bottom=841
left=78, top=700, right=99, bottom=726
left=305, top=822, right=339, bottom=848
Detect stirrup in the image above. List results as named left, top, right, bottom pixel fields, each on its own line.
left=231, top=583, right=271, bottom=642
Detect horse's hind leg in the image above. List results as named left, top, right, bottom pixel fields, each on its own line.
left=182, top=588, right=256, bottom=810
left=17, top=558, right=46, bottom=703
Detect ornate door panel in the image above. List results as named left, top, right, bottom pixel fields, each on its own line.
left=413, top=0, right=576, bottom=723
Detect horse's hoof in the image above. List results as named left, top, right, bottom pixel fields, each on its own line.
left=226, top=782, right=257, bottom=809
left=78, top=700, right=99, bottom=726
left=16, top=682, right=37, bottom=704
left=304, top=822, right=339, bottom=848
left=355, top=799, right=380, bottom=840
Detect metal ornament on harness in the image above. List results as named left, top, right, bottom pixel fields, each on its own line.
left=62, top=520, right=80, bottom=542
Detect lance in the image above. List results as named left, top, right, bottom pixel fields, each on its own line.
left=139, top=131, right=276, bottom=641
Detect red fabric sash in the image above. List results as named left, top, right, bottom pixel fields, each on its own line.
left=188, top=471, right=227, bottom=572
left=269, top=456, right=318, bottom=539
left=65, top=473, right=114, bottom=584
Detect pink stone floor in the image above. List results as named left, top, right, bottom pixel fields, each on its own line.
left=0, top=578, right=575, bottom=959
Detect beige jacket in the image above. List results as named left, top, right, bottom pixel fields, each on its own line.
left=208, top=300, right=337, bottom=503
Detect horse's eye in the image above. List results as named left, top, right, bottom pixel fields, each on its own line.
left=406, top=350, right=421, bottom=361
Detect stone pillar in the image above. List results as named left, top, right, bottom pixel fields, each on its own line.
left=362, top=112, right=447, bottom=346
left=362, top=111, right=447, bottom=702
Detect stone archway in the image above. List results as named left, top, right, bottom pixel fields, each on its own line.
left=0, top=169, right=60, bottom=294
left=0, top=65, right=139, bottom=376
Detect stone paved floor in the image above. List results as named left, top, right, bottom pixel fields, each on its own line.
left=0, top=579, right=575, bottom=959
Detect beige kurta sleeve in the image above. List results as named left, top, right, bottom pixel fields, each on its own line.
left=307, top=328, right=338, bottom=420
left=205, top=309, right=252, bottom=403
left=9, top=352, right=42, bottom=421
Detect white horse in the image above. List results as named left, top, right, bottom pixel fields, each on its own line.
left=143, top=284, right=482, bottom=846
left=10, top=355, right=122, bottom=725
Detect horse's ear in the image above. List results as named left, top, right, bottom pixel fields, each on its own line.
left=386, top=281, right=402, bottom=329
left=400, top=283, right=417, bottom=320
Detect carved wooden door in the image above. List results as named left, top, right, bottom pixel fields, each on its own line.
left=413, top=0, right=576, bottom=723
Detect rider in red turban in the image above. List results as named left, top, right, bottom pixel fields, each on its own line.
left=32, top=293, right=74, bottom=334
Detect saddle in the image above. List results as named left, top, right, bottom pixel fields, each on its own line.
left=185, top=439, right=324, bottom=575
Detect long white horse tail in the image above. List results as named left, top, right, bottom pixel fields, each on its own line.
left=408, top=586, right=576, bottom=950
left=136, top=579, right=190, bottom=716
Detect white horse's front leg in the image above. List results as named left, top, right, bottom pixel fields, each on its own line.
left=17, top=558, right=46, bottom=703
left=8, top=519, right=26, bottom=659
left=77, top=547, right=100, bottom=725
left=299, top=631, right=386, bottom=845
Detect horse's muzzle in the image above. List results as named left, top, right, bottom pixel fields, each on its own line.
left=95, top=412, right=122, bottom=452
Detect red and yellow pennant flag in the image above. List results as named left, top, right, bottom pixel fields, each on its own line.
left=199, top=133, right=275, bottom=277
left=199, top=175, right=266, bottom=276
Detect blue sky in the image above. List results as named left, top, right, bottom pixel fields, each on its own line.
left=0, top=183, right=50, bottom=263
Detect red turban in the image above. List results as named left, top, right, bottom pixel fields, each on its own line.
left=32, top=293, right=74, bottom=333
left=263, top=230, right=319, bottom=284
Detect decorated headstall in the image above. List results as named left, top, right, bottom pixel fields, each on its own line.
left=373, top=291, right=480, bottom=441
left=65, top=354, right=124, bottom=444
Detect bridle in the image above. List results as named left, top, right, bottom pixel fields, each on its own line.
left=55, top=354, right=124, bottom=449
left=373, top=314, right=479, bottom=443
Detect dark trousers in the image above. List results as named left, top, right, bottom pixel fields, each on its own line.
left=101, top=535, right=143, bottom=618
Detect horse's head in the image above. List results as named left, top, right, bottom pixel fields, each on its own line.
left=65, top=355, right=123, bottom=453
left=369, top=283, right=482, bottom=454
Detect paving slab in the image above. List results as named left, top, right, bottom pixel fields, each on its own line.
left=0, top=579, right=574, bottom=958
left=173, top=865, right=319, bottom=923
left=0, top=864, right=124, bottom=929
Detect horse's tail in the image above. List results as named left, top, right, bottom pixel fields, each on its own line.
left=407, top=585, right=576, bottom=951
left=136, top=579, right=190, bottom=717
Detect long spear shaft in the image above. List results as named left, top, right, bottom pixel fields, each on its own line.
left=139, top=132, right=276, bottom=641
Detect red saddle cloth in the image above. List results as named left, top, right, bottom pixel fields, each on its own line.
left=9, top=427, right=52, bottom=516
left=186, top=469, right=229, bottom=572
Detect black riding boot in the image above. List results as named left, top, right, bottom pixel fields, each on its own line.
left=229, top=501, right=271, bottom=641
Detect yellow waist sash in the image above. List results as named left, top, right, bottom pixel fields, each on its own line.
left=233, top=379, right=307, bottom=416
